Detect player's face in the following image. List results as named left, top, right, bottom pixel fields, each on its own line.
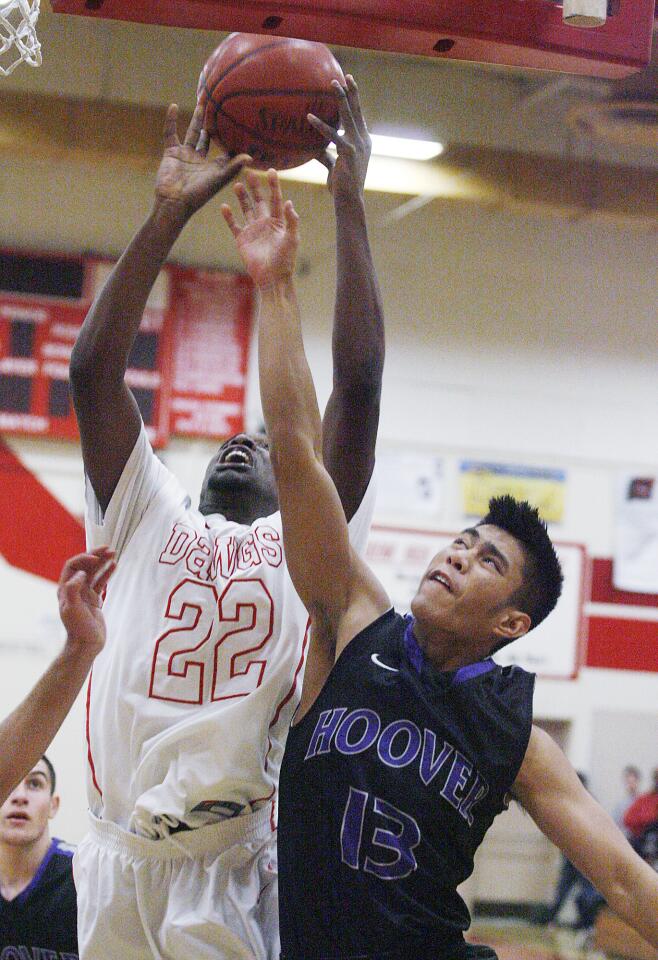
left=0, top=762, right=58, bottom=848
left=199, top=433, right=279, bottom=522
left=411, top=525, right=531, bottom=663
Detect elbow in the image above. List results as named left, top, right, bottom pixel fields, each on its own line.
left=333, top=377, right=382, bottom=416
left=69, top=346, right=90, bottom=384
left=597, top=856, right=642, bottom=919
left=269, top=428, right=319, bottom=477
left=334, top=336, right=385, bottom=397
left=69, top=347, right=92, bottom=396
left=69, top=343, right=123, bottom=404
left=69, top=346, right=103, bottom=402
left=69, top=330, right=101, bottom=383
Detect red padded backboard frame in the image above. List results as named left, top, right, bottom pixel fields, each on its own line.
left=50, top=0, right=654, bottom=78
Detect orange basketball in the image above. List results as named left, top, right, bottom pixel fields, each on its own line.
left=197, top=33, right=345, bottom=171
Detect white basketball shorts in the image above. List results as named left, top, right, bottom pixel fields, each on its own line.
left=74, top=806, right=278, bottom=960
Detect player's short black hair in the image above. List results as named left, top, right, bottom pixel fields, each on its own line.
left=40, top=755, right=56, bottom=795
left=479, top=495, right=563, bottom=641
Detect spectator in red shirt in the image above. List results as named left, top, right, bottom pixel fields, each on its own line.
left=625, top=768, right=658, bottom=839
left=625, top=768, right=658, bottom=866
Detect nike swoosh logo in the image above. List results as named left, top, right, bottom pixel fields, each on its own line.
left=371, top=653, right=399, bottom=673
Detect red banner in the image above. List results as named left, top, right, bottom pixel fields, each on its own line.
left=170, top=267, right=254, bottom=439
left=1, top=253, right=254, bottom=447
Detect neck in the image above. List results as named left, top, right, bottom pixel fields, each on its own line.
left=0, top=831, right=51, bottom=900
left=199, top=491, right=276, bottom=526
left=411, top=619, right=491, bottom=672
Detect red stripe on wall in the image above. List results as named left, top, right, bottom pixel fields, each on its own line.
left=0, top=438, right=85, bottom=582
left=591, top=557, right=658, bottom=608
left=586, top=616, right=658, bottom=672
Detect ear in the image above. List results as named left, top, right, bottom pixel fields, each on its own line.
left=48, top=794, right=60, bottom=820
left=493, top=609, right=531, bottom=642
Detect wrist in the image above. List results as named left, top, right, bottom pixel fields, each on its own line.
left=333, top=189, right=366, bottom=211
left=256, top=272, right=296, bottom=295
left=60, top=637, right=101, bottom=672
left=149, top=196, right=191, bottom=234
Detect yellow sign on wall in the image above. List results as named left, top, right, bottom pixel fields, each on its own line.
left=460, top=461, right=566, bottom=523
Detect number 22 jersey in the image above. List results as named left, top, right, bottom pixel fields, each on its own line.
left=84, top=425, right=375, bottom=838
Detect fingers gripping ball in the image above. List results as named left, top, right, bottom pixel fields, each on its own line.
left=197, top=33, right=345, bottom=170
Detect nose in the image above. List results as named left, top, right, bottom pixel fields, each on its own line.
left=227, top=434, right=256, bottom=450
left=9, top=786, right=28, bottom=805
left=446, top=550, right=470, bottom=573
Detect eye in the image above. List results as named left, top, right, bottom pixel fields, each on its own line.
left=483, top=556, right=501, bottom=571
left=453, top=538, right=466, bottom=547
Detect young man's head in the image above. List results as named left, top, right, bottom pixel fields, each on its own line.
left=198, top=433, right=278, bottom=524
left=0, top=756, right=59, bottom=850
left=622, top=765, right=641, bottom=796
left=411, top=495, right=563, bottom=666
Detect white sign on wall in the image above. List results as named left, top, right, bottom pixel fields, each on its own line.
left=613, top=473, right=658, bottom=594
left=375, top=450, right=444, bottom=518
left=365, top=525, right=587, bottom=679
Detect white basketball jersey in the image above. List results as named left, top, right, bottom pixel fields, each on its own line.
left=85, top=426, right=375, bottom=838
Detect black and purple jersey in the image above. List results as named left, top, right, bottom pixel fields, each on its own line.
left=278, top=609, right=534, bottom=960
left=0, top=837, right=78, bottom=959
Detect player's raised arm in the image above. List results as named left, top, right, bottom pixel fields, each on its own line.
left=221, top=171, right=388, bottom=651
left=0, top=549, right=115, bottom=804
left=310, top=76, right=384, bottom=520
left=513, top=726, right=658, bottom=947
left=69, top=104, right=250, bottom=511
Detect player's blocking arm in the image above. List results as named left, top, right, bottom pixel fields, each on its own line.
left=70, top=104, right=249, bottom=512
left=513, top=726, right=658, bottom=947
left=0, top=549, right=115, bottom=804
left=221, top=172, right=388, bottom=681
left=311, top=76, right=384, bottom=521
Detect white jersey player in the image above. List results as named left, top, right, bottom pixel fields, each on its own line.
left=70, top=80, right=383, bottom=960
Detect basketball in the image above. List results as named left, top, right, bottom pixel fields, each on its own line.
left=197, top=33, right=345, bottom=171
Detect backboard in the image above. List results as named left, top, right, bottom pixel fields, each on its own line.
left=50, top=0, right=655, bottom=78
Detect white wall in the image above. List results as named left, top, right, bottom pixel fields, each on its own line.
left=1, top=192, right=657, bottom=894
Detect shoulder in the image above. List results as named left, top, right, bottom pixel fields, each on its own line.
left=513, top=725, right=567, bottom=799
left=335, top=608, right=404, bottom=670
left=52, top=838, right=76, bottom=858
left=455, top=662, right=535, bottom=709
left=47, top=839, right=76, bottom=881
left=27, top=840, right=76, bottom=896
left=489, top=662, right=535, bottom=695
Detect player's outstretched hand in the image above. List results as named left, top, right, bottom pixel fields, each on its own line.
left=221, top=169, right=299, bottom=288
left=58, top=547, right=116, bottom=658
left=308, top=75, right=371, bottom=199
left=155, top=103, right=252, bottom=218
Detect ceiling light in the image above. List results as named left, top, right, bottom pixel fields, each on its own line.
left=327, top=133, right=444, bottom=162
left=278, top=155, right=488, bottom=199
left=370, top=134, right=444, bottom=161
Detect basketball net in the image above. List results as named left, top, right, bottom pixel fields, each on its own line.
left=0, top=0, right=41, bottom=77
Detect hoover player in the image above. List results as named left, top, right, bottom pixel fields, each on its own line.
left=69, top=80, right=383, bottom=959
left=225, top=170, right=658, bottom=959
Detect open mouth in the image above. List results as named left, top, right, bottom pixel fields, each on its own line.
left=428, top=570, right=453, bottom=593
left=217, top=446, right=254, bottom=470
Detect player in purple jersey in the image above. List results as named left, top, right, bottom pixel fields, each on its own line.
left=223, top=169, right=658, bottom=959
left=0, top=757, right=79, bottom=959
